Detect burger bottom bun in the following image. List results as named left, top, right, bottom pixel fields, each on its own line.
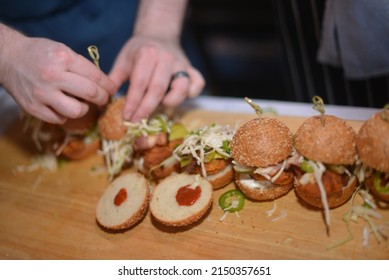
left=150, top=173, right=213, bottom=227
left=365, top=175, right=389, bottom=203
left=61, top=138, right=100, bottom=160
left=294, top=175, right=358, bottom=209
left=96, top=172, right=150, bottom=230
left=235, top=173, right=293, bottom=201
left=206, top=164, right=234, bottom=190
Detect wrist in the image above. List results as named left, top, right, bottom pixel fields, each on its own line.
left=0, top=24, right=24, bottom=85
left=133, top=0, right=188, bottom=42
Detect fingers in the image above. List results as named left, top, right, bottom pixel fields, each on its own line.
left=46, top=92, right=89, bottom=119
left=27, top=102, right=68, bottom=125
left=127, top=65, right=205, bottom=122
left=187, top=68, right=206, bottom=98
left=162, top=67, right=205, bottom=107
left=162, top=72, right=191, bottom=107
left=109, top=49, right=133, bottom=88
left=57, top=71, right=111, bottom=106
left=110, top=37, right=206, bottom=122
left=68, top=54, right=118, bottom=96
left=124, top=53, right=174, bottom=121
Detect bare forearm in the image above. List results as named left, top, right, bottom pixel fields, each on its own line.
left=0, top=23, right=24, bottom=85
left=134, top=0, right=189, bottom=42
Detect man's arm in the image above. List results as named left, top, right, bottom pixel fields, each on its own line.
left=109, top=0, right=205, bottom=121
left=133, top=0, right=188, bottom=42
left=0, top=23, right=116, bottom=124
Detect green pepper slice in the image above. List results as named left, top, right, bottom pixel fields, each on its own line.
left=374, top=171, right=389, bottom=194
left=300, top=160, right=313, bottom=173
left=218, top=189, right=245, bottom=212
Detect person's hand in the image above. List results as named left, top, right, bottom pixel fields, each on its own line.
left=0, top=31, right=117, bottom=124
left=109, top=35, right=205, bottom=121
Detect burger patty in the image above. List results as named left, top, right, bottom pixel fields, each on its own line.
left=294, top=167, right=348, bottom=198
left=140, top=139, right=183, bottom=170
left=251, top=169, right=294, bottom=186
left=182, top=158, right=232, bottom=176
left=142, top=145, right=173, bottom=170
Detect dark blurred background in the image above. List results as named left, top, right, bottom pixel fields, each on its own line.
left=184, top=0, right=389, bottom=108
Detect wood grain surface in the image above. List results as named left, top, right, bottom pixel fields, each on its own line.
left=0, top=109, right=388, bottom=260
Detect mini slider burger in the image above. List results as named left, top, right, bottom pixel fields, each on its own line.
left=98, top=97, right=134, bottom=179
left=22, top=103, right=100, bottom=161
left=59, top=44, right=103, bottom=160
left=131, top=114, right=188, bottom=181
left=230, top=97, right=295, bottom=201
left=293, top=96, right=358, bottom=228
left=356, top=105, right=389, bottom=203
left=173, top=123, right=235, bottom=189
left=58, top=103, right=101, bottom=160
left=98, top=97, right=188, bottom=181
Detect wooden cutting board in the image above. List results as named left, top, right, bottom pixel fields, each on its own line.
left=0, top=109, right=388, bottom=260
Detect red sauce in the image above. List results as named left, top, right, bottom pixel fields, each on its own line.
left=175, top=185, right=201, bottom=206
left=114, top=188, right=127, bottom=206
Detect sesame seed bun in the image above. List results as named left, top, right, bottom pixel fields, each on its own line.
left=356, top=110, right=389, bottom=174
left=235, top=173, right=293, bottom=201
left=230, top=118, right=293, bottom=167
left=294, top=115, right=357, bottom=165
left=96, top=172, right=150, bottom=230
left=98, top=97, right=127, bottom=140
left=150, top=173, right=213, bottom=227
left=294, top=173, right=358, bottom=208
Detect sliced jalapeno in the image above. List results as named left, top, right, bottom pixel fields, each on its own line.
left=374, top=171, right=389, bottom=194
left=300, top=160, right=313, bottom=173
left=218, top=189, right=245, bottom=212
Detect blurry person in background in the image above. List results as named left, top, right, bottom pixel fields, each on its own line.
left=318, top=0, right=389, bottom=81
left=0, top=0, right=205, bottom=130
left=274, top=0, right=389, bottom=107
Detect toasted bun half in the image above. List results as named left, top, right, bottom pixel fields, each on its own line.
left=98, top=97, right=127, bottom=140
left=294, top=173, right=358, bottom=208
left=294, top=115, right=357, bottom=165
left=235, top=173, right=293, bottom=201
left=61, top=137, right=100, bottom=160
left=356, top=110, right=389, bottom=174
left=96, top=172, right=149, bottom=230
left=150, top=173, right=213, bottom=227
left=230, top=118, right=293, bottom=167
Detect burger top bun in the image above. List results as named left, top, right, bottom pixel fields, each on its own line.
left=62, top=103, right=99, bottom=134
left=356, top=109, right=389, bottom=174
left=230, top=117, right=293, bottom=167
left=294, top=115, right=357, bottom=165
left=98, top=97, right=127, bottom=140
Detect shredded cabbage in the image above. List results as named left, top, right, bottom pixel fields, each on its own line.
left=101, top=114, right=174, bottom=180
left=305, top=160, right=331, bottom=229
left=327, top=186, right=387, bottom=250
left=173, top=124, right=235, bottom=178
left=14, top=153, right=58, bottom=173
